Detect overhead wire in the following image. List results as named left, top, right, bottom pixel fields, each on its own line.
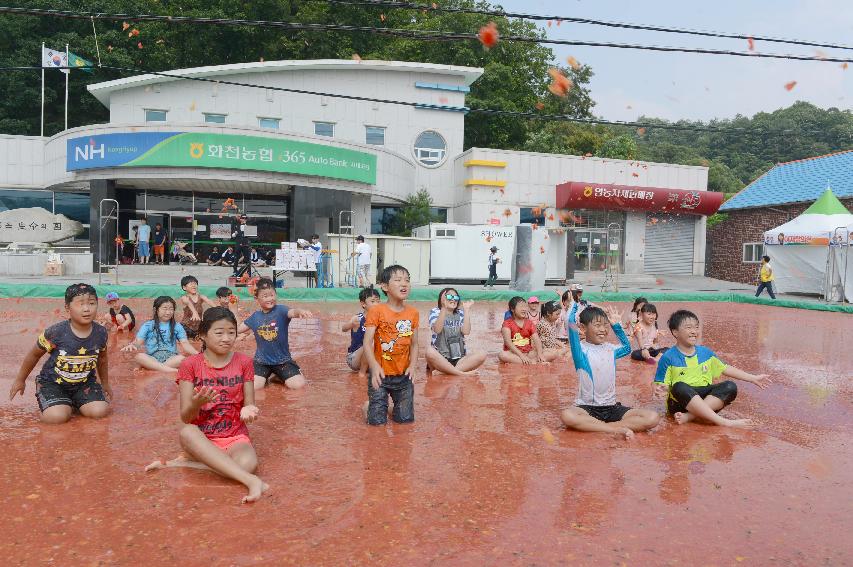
left=6, top=65, right=847, bottom=139
left=1, top=6, right=852, bottom=64
left=323, top=0, right=853, bottom=52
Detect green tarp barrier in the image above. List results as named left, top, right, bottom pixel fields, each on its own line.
left=1, top=283, right=851, bottom=313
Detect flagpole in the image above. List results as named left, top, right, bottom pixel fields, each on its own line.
left=40, top=42, right=45, bottom=137
left=64, top=43, right=69, bottom=131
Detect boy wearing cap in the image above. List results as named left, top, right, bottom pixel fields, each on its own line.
left=485, top=246, right=500, bottom=288
left=106, top=292, right=135, bottom=332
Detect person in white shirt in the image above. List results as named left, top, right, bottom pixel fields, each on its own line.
left=308, top=234, right=324, bottom=287
left=351, top=235, right=372, bottom=287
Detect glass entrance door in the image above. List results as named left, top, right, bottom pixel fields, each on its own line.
left=572, top=230, right=609, bottom=272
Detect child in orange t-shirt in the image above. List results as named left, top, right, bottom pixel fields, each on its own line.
left=363, top=265, right=420, bottom=425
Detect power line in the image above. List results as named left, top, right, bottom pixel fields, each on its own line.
left=324, top=0, right=853, bottom=52
left=7, top=65, right=849, bottom=139
left=2, top=6, right=852, bottom=64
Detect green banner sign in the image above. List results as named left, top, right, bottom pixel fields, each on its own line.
left=77, top=132, right=377, bottom=184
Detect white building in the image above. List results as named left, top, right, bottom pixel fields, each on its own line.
left=0, top=58, right=718, bottom=276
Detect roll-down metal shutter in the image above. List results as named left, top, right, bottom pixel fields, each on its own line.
left=643, top=213, right=695, bottom=274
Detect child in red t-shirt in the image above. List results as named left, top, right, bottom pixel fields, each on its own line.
left=145, top=307, right=267, bottom=504
left=498, top=296, right=558, bottom=364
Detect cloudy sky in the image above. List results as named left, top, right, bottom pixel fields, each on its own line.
left=500, top=0, right=852, bottom=122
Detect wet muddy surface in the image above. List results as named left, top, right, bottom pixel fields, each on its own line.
left=1, top=299, right=851, bottom=566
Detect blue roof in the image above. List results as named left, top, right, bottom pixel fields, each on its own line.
left=721, top=150, right=853, bottom=211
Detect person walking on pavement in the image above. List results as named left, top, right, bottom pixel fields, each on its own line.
left=485, top=246, right=500, bottom=288
left=755, top=255, right=776, bottom=299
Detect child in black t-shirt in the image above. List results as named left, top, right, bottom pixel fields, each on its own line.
left=9, top=283, right=112, bottom=424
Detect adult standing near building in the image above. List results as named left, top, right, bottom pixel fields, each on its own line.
left=755, top=255, right=776, bottom=299
left=231, top=213, right=252, bottom=277
left=484, top=246, right=500, bottom=288
left=351, top=235, right=372, bottom=287
left=137, top=218, right=151, bottom=265
left=152, top=222, right=166, bottom=265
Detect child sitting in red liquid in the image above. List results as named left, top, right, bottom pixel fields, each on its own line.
left=145, top=307, right=267, bottom=503
left=498, top=296, right=559, bottom=365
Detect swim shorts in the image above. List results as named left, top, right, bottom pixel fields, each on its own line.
left=36, top=378, right=107, bottom=412
left=578, top=402, right=631, bottom=423
left=253, top=360, right=302, bottom=383
left=210, top=433, right=252, bottom=452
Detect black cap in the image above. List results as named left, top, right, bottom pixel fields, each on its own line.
left=490, top=246, right=498, bottom=252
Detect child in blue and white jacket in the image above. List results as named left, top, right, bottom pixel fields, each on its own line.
left=560, top=303, right=660, bottom=439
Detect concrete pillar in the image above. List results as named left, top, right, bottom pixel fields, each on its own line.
left=350, top=192, right=371, bottom=236
left=89, top=180, right=117, bottom=272
left=693, top=215, right=707, bottom=276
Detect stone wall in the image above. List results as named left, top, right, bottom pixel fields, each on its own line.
left=706, top=198, right=853, bottom=283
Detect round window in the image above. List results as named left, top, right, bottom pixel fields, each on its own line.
left=413, top=131, right=447, bottom=168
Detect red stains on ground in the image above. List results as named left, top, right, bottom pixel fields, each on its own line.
left=0, top=300, right=851, bottom=564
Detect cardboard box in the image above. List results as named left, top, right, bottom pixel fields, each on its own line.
left=44, top=262, right=64, bottom=276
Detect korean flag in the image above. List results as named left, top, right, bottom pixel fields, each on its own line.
left=41, top=46, right=69, bottom=74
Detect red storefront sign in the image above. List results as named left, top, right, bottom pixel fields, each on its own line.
left=556, top=181, right=723, bottom=216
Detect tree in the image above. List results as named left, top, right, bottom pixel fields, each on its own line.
left=598, top=135, right=638, bottom=160
left=389, top=188, right=439, bottom=236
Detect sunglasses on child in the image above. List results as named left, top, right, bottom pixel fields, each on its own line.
left=444, top=294, right=461, bottom=301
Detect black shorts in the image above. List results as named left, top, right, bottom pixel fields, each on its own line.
left=36, top=379, right=107, bottom=412
left=667, top=381, right=737, bottom=415
left=578, top=402, right=631, bottom=423
left=253, top=360, right=302, bottom=383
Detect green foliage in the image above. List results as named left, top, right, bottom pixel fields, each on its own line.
left=705, top=192, right=737, bottom=228
left=598, top=134, right=638, bottom=160
left=389, top=188, right=439, bottom=236
left=0, top=0, right=594, bottom=148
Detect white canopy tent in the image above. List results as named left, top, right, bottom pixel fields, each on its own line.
left=827, top=221, right=852, bottom=302
left=763, top=189, right=853, bottom=299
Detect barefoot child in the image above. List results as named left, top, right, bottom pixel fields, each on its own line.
left=179, top=275, right=217, bottom=339
left=536, top=300, right=569, bottom=357
left=654, top=309, right=772, bottom=428
left=363, top=265, right=419, bottom=425
left=122, top=296, right=198, bottom=373
left=498, top=296, right=558, bottom=364
left=237, top=277, right=312, bottom=390
left=425, top=288, right=486, bottom=376
left=560, top=304, right=660, bottom=438
left=630, top=303, right=669, bottom=364
left=146, top=307, right=267, bottom=504
left=342, top=286, right=381, bottom=377
left=105, top=292, right=135, bottom=332
left=9, top=283, right=112, bottom=424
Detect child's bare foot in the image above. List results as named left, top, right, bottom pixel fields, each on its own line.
left=722, top=418, right=755, bottom=429
left=242, top=476, right=269, bottom=503
left=674, top=412, right=695, bottom=425
left=611, top=427, right=634, bottom=440
left=144, top=459, right=166, bottom=472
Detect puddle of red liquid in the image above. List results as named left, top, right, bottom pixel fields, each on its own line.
left=0, top=299, right=851, bottom=565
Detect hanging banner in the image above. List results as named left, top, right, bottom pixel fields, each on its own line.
left=556, top=181, right=723, bottom=216
left=66, top=132, right=377, bottom=184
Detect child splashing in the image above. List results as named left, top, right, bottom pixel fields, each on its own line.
left=145, top=307, right=267, bottom=503
left=499, top=296, right=559, bottom=365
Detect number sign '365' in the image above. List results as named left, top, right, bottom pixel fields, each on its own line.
left=67, top=132, right=377, bottom=184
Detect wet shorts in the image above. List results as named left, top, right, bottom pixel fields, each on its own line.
left=578, top=402, right=631, bottom=423
left=667, top=381, right=738, bottom=415
left=346, top=349, right=362, bottom=371
left=36, top=378, right=107, bottom=412
left=254, top=360, right=302, bottom=383
left=210, top=433, right=252, bottom=452
left=149, top=349, right=177, bottom=364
